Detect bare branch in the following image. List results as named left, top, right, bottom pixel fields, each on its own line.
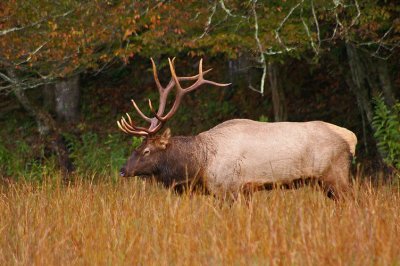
left=16, top=42, right=48, bottom=66
left=311, top=0, right=321, bottom=53
left=0, top=70, right=56, bottom=95
left=349, top=0, right=361, bottom=28
left=251, top=0, right=267, bottom=95
left=0, top=21, right=43, bottom=37
left=0, top=72, right=15, bottom=84
left=328, top=0, right=360, bottom=41
left=198, top=2, right=217, bottom=39
left=219, top=0, right=246, bottom=18
left=301, top=7, right=318, bottom=55
left=219, top=0, right=235, bottom=17
left=0, top=10, right=73, bottom=37
left=275, top=0, right=304, bottom=51
left=372, top=26, right=395, bottom=58
left=264, top=49, right=291, bottom=55
left=139, top=1, right=166, bottom=16
left=329, top=0, right=344, bottom=40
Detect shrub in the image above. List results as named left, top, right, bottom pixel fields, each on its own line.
left=64, top=132, right=129, bottom=179
left=0, top=139, right=57, bottom=182
left=372, top=96, right=400, bottom=172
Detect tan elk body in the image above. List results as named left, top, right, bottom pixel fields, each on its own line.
left=198, top=119, right=356, bottom=197
left=118, top=58, right=357, bottom=199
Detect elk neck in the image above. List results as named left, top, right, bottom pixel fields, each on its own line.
left=156, top=135, right=208, bottom=187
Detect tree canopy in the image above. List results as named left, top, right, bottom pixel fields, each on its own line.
left=1, top=1, right=398, bottom=91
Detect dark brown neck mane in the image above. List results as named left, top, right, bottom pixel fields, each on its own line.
left=155, top=136, right=206, bottom=189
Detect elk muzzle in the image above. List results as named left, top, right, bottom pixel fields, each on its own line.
left=119, top=167, right=127, bottom=177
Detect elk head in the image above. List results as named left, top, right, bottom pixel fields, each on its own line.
left=118, top=58, right=229, bottom=178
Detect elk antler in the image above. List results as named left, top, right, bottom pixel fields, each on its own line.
left=117, top=58, right=230, bottom=137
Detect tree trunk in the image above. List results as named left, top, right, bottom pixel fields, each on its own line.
left=376, top=59, right=396, bottom=107
left=346, top=42, right=374, bottom=123
left=346, top=42, right=397, bottom=118
left=8, top=70, right=73, bottom=177
left=54, top=75, right=80, bottom=123
left=43, top=83, right=56, bottom=113
left=268, top=62, right=287, bottom=122
left=345, top=42, right=397, bottom=165
left=346, top=42, right=375, bottom=156
left=345, top=75, right=370, bottom=152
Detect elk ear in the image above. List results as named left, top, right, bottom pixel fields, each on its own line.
left=158, top=128, right=171, bottom=149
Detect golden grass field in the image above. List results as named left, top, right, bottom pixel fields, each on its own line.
left=0, top=177, right=399, bottom=266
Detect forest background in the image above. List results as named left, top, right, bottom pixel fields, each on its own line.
left=1, top=1, right=400, bottom=264
left=0, top=0, right=399, bottom=181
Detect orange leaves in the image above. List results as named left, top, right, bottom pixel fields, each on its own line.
left=48, top=21, right=58, bottom=31
left=123, top=29, right=134, bottom=40
left=0, top=1, right=137, bottom=77
left=150, top=15, right=161, bottom=25
left=149, top=15, right=161, bottom=30
left=99, top=54, right=109, bottom=61
left=174, top=28, right=185, bottom=35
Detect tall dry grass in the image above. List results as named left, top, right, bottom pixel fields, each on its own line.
left=0, top=178, right=399, bottom=266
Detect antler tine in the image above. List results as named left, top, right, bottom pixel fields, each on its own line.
left=117, top=119, right=149, bottom=136
left=168, top=57, right=184, bottom=93
left=125, top=112, right=133, bottom=125
left=150, top=58, right=164, bottom=93
left=123, top=114, right=149, bottom=132
left=148, top=99, right=168, bottom=122
left=199, top=58, right=204, bottom=77
left=161, top=62, right=210, bottom=94
left=169, top=58, right=213, bottom=81
left=177, top=68, right=212, bottom=81
left=164, top=58, right=213, bottom=89
left=121, top=116, right=153, bottom=134
left=202, top=80, right=232, bottom=87
left=117, top=121, right=129, bottom=134
left=121, top=117, right=135, bottom=131
left=131, top=100, right=151, bottom=122
left=188, top=59, right=206, bottom=92
left=185, top=59, right=231, bottom=92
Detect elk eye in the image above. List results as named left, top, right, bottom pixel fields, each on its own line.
left=143, top=148, right=150, bottom=156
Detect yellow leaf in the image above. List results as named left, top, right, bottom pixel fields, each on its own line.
left=123, top=29, right=133, bottom=40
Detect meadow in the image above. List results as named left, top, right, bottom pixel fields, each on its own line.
left=0, top=176, right=399, bottom=266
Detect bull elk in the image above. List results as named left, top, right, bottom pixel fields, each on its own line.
left=118, top=58, right=357, bottom=200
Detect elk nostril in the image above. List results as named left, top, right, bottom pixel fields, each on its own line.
left=120, top=168, right=126, bottom=177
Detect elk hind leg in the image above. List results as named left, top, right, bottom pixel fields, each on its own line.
left=321, top=156, right=351, bottom=200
